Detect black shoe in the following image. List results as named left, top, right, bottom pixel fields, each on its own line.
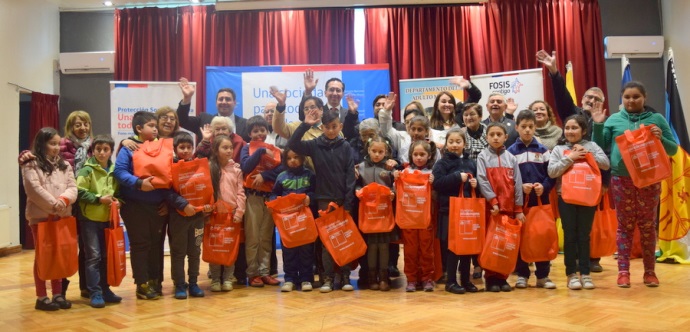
left=500, top=283, right=512, bottom=292
left=487, top=285, right=501, bottom=292
left=136, top=283, right=160, bottom=300
left=148, top=279, right=162, bottom=297
left=80, top=289, right=90, bottom=299
left=472, top=267, right=483, bottom=279
left=462, top=282, right=479, bottom=293
left=388, top=266, right=401, bottom=278
left=52, top=295, right=72, bottom=309
left=103, top=288, right=123, bottom=303
left=590, top=262, right=603, bottom=273
left=35, top=298, right=60, bottom=311
left=444, top=283, right=466, bottom=294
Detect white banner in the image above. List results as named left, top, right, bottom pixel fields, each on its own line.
left=470, top=68, right=544, bottom=120
left=398, top=76, right=465, bottom=119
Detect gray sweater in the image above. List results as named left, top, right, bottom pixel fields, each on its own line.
left=548, top=139, right=610, bottom=194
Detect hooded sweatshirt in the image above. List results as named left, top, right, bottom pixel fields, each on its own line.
left=76, top=156, right=118, bottom=222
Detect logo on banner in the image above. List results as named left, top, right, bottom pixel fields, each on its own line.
left=489, top=78, right=524, bottom=95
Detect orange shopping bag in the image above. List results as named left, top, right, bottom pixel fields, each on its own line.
left=243, top=141, right=282, bottom=192
left=171, top=157, right=214, bottom=212
left=133, top=138, right=173, bottom=189
left=615, top=124, right=672, bottom=188
left=202, top=201, right=241, bottom=266
left=314, top=202, right=367, bottom=267
left=520, top=198, right=558, bottom=263
left=265, top=193, right=318, bottom=248
left=395, top=170, right=431, bottom=229
left=35, top=216, right=79, bottom=280
left=448, top=177, right=485, bottom=255
left=105, top=202, right=126, bottom=286
left=478, top=215, right=522, bottom=276
left=589, top=194, right=617, bottom=258
left=561, top=152, right=602, bottom=206
left=356, top=183, right=395, bottom=234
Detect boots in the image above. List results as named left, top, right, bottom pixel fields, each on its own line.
left=379, top=269, right=390, bottom=291
left=368, top=270, right=379, bottom=290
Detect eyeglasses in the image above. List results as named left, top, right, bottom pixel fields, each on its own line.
left=159, top=115, right=176, bottom=122
left=304, top=105, right=320, bottom=111
left=584, top=94, right=603, bottom=103
left=264, top=109, right=275, bottom=114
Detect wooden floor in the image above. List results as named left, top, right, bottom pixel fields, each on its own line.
left=1, top=250, right=689, bottom=332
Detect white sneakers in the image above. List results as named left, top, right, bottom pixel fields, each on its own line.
left=536, top=278, right=557, bottom=289
left=281, top=282, right=295, bottom=292
left=568, top=274, right=595, bottom=290
left=301, top=282, right=313, bottom=292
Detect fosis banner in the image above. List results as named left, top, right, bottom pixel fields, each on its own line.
left=470, top=68, right=544, bottom=120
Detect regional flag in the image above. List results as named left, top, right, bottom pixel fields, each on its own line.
left=658, top=147, right=690, bottom=263
left=620, top=55, right=632, bottom=107
left=665, top=56, right=690, bottom=152
left=565, top=61, right=577, bottom=102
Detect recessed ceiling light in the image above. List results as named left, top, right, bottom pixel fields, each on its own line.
left=103, top=1, right=113, bottom=6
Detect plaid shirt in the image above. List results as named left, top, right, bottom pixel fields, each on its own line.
left=465, top=122, right=488, bottom=160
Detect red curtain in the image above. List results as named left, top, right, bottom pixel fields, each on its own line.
left=116, top=6, right=355, bottom=113
left=29, top=92, right=60, bottom=145
left=365, top=0, right=607, bottom=121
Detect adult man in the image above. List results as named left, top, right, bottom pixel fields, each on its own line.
left=262, top=102, right=287, bottom=149
left=176, top=78, right=249, bottom=143
left=372, top=94, right=406, bottom=131
left=299, top=69, right=359, bottom=140
left=482, top=93, right=517, bottom=146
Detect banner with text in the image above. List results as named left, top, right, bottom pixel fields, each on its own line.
left=206, top=64, right=390, bottom=123
left=470, top=68, right=544, bottom=120
left=398, top=77, right=466, bottom=119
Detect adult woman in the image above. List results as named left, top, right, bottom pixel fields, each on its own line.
left=592, top=81, right=677, bottom=288
left=61, top=110, right=93, bottom=172
left=429, top=92, right=458, bottom=131
left=461, top=103, right=489, bottom=160
left=155, top=106, right=180, bottom=139
left=529, top=100, right=562, bottom=150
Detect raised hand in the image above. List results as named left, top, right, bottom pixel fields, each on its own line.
left=179, top=77, right=196, bottom=104
left=303, top=69, right=318, bottom=94
left=200, top=124, right=213, bottom=142
left=506, top=97, right=518, bottom=115
left=536, top=50, right=558, bottom=74
left=346, top=94, right=359, bottom=114
left=449, top=76, right=471, bottom=89
left=590, top=102, right=607, bottom=123
left=270, top=86, right=287, bottom=106
left=383, top=92, right=396, bottom=111
left=304, top=108, right=320, bottom=126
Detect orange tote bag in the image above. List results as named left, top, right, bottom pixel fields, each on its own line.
left=448, top=178, right=486, bottom=255
left=356, top=183, right=395, bottom=234
left=615, top=124, right=672, bottom=188
left=520, top=198, right=558, bottom=263
left=479, top=215, right=522, bottom=276
left=395, top=170, right=431, bottom=229
left=171, top=157, right=214, bottom=211
left=589, top=194, right=618, bottom=258
left=36, top=216, right=79, bottom=280
left=202, top=201, right=241, bottom=266
left=133, top=138, right=173, bottom=189
left=315, top=202, right=367, bottom=267
left=105, top=202, right=127, bottom=286
left=266, top=193, right=318, bottom=248
left=561, top=152, right=602, bottom=207
left=243, top=141, right=282, bottom=193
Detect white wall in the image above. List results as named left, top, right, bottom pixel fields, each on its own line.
left=662, top=0, right=690, bottom=137
left=0, top=0, right=59, bottom=247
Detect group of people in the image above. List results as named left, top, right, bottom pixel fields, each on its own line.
left=21, top=50, right=677, bottom=311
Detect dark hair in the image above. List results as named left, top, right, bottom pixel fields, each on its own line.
left=442, top=127, right=466, bottom=155
left=365, top=135, right=392, bottom=159
left=403, top=108, right=424, bottom=120
left=299, top=96, right=325, bottom=121
left=408, top=139, right=437, bottom=169
left=89, top=134, right=115, bottom=154
left=173, top=131, right=194, bottom=148
left=321, top=108, right=340, bottom=125
left=281, top=147, right=305, bottom=168
left=209, top=135, right=233, bottom=200
left=515, top=109, right=536, bottom=125
left=486, top=122, right=508, bottom=135
left=31, top=127, right=68, bottom=175
left=462, top=103, right=483, bottom=118
left=408, top=115, right=430, bottom=131
left=325, top=78, right=345, bottom=92
left=246, top=115, right=269, bottom=134
left=621, top=81, right=647, bottom=97
left=430, top=91, right=458, bottom=129
left=563, top=114, right=588, bottom=133
left=132, top=111, right=156, bottom=135
left=216, top=88, right=237, bottom=101
left=372, top=94, right=387, bottom=109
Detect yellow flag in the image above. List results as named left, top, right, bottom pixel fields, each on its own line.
left=659, top=147, right=690, bottom=242
left=565, top=61, right=577, bottom=102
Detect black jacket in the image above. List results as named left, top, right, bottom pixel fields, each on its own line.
left=432, top=151, right=479, bottom=213
left=177, top=102, right=249, bottom=143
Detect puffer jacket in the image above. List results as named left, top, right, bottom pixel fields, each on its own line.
left=76, top=156, right=118, bottom=222
left=22, top=160, right=77, bottom=225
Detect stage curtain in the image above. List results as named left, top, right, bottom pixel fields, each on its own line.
left=29, top=92, right=60, bottom=145
left=365, top=0, right=607, bottom=121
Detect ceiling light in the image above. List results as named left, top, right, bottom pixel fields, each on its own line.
left=190, top=0, right=200, bottom=3
left=103, top=1, right=113, bottom=6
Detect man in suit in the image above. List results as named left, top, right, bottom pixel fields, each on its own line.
left=298, top=69, right=359, bottom=140
left=176, top=77, right=249, bottom=143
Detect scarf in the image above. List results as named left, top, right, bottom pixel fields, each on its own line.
left=72, top=136, right=92, bottom=173
left=534, top=121, right=562, bottom=150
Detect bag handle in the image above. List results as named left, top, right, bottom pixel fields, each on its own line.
left=459, top=173, right=476, bottom=198
left=109, top=201, right=119, bottom=229
left=523, top=195, right=544, bottom=209
left=318, top=201, right=340, bottom=216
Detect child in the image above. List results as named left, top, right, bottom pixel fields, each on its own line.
left=113, top=111, right=170, bottom=300
left=288, top=104, right=356, bottom=293
left=208, top=135, right=246, bottom=292
left=270, top=148, right=316, bottom=292
left=395, top=140, right=437, bottom=292
left=356, top=136, right=398, bottom=291
left=22, top=127, right=77, bottom=311
left=507, top=110, right=556, bottom=289
left=432, top=128, right=480, bottom=294
left=549, top=114, right=610, bottom=290
left=168, top=132, right=212, bottom=299
left=476, top=123, right=525, bottom=293
left=240, top=116, right=285, bottom=287
left=76, top=135, right=123, bottom=308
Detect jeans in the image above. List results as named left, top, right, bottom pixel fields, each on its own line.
left=79, top=219, right=110, bottom=295
left=169, top=212, right=204, bottom=285
left=283, top=242, right=315, bottom=283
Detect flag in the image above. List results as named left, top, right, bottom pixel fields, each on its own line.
left=665, top=56, right=690, bottom=152
left=620, top=55, right=632, bottom=107
left=658, top=147, right=690, bottom=263
left=565, top=61, right=577, bottom=102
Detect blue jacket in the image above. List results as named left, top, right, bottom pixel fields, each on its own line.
left=432, top=151, right=478, bottom=213
left=270, top=166, right=316, bottom=201
left=239, top=144, right=285, bottom=188
left=114, top=141, right=166, bottom=204
left=507, top=137, right=555, bottom=207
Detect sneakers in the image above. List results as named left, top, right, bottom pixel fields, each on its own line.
left=210, top=280, right=222, bottom=292
left=567, top=274, right=582, bottom=290
left=222, top=280, right=234, bottom=291
left=423, top=280, right=435, bottom=292
left=341, top=275, right=354, bottom=291
left=405, top=282, right=416, bottom=292
left=174, top=284, right=188, bottom=299
left=52, top=295, right=72, bottom=309
left=515, top=276, right=528, bottom=289
left=90, top=292, right=106, bottom=308
left=189, top=283, right=205, bottom=297
left=536, top=278, right=557, bottom=289
left=148, top=279, right=162, bottom=297
left=581, top=275, right=595, bottom=290
left=500, top=280, right=512, bottom=292
left=617, top=272, right=631, bottom=288
left=301, top=282, right=313, bottom=292
left=35, top=297, right=59, bottom=311
left=136, top=283, right=160, bottom=300
left=643, top=271, right=659, bottom=287
left=103, top=288, right=122, bottom=303
left=249, top=276, right=265, bottom=287
left=261, top=275, right=281, bottom=286
left=281, top=282, right=295, bottom=292
left=320, top=278, right=333, bottom=293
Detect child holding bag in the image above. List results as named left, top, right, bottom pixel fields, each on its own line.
left=433, top=128, right=480, bottom=294
left=477, top=123, right=525, bottom=293
left=22, top=127, right=78, bottom=311
left=356, top=136, right=398, bottom=291
left=549, top=115, right=610, bottom=290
